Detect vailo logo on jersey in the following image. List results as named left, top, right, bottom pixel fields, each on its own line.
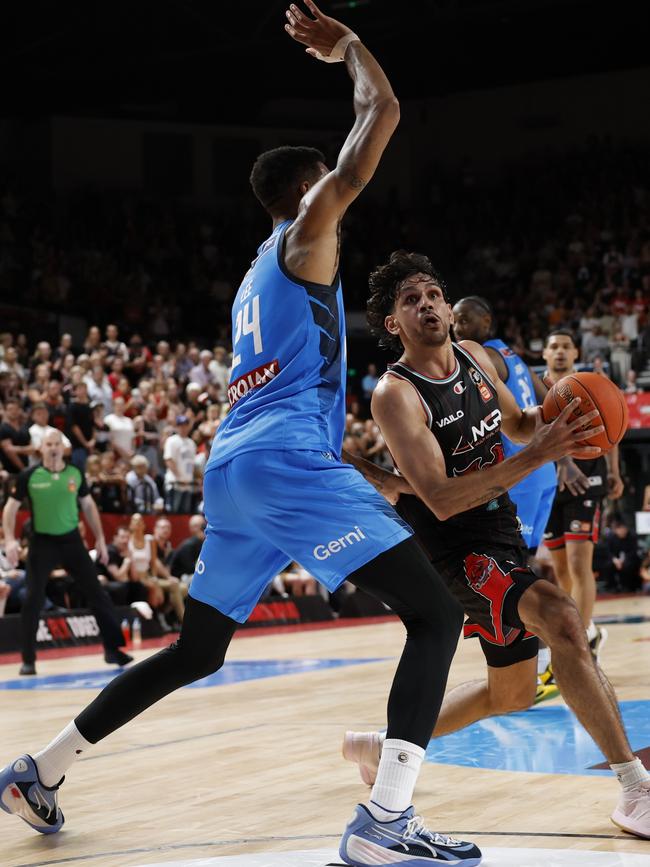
left=313, top=526, right=367, bottom=561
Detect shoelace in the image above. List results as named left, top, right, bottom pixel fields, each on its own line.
left=404, top=814, right=460, bottom=846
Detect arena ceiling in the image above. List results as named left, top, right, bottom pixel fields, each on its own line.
left=3, top=0, right=646, bottom=125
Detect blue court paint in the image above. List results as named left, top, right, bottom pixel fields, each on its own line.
left=425, top=700, right=650, bottom=776
left=0, top=658, right=387, bottom=692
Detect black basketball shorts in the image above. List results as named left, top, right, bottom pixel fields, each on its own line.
left=543, top=493, right=602, bottom=550
left=442, top=546, right=541, bottom=668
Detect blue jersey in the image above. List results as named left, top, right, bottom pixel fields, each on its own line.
left=484, top=338, right=556, bottom=490
left=206, top=220, right=346, bottom=470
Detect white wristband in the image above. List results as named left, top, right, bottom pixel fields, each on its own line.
left=313, top=32, right=360, bottom=63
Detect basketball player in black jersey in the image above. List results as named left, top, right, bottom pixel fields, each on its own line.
left=343, top=250, right=650, bottom=838
left=541, top=330, right=624, bottom=664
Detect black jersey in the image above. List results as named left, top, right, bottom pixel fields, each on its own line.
left=384, top=342, right=525, bottom=568
left=541, top=369, right=607, bottom=500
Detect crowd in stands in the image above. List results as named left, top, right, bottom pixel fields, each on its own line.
left=0, top=512, right=205, bottom=632
left=1, top=135, right=650, bottom=623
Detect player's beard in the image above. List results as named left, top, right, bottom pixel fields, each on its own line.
left=423, top=321, right=451, bottom=347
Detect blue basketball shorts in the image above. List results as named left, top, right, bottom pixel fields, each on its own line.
left=509, top=479, right=557, bottom=550
left=189, top=449, right=413, bottom=622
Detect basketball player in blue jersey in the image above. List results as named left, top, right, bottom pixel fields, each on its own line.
left=343, top=251, right=650, bottom=839
left=0, top=5, right=483, bottom=865
left=451, top=295, right=593, bottom=702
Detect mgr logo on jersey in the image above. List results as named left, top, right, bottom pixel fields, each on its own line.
left=452, top=409, right=502, bottom=458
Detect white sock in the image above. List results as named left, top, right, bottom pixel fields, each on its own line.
left=368, top=739, right=424, bottom=821
left=586, top=621, right=598, bottom=642
left=34, top=722, right=93, bottom=787
left=537, top=646, right=551, bottom=675
left=610, top=758, right=650, bottom=792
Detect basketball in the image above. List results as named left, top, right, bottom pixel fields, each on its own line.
left=541, top=371, right=629, bottom=454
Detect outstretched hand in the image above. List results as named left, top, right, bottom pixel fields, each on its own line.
left=285, top=1, right=356, bottom=60
left=531, top=397, right=604, bottom=464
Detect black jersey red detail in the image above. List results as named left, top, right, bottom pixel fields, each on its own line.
left=385, top=343, right=525, bottom=566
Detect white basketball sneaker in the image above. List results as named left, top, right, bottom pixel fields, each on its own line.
left=342, top=731, right=383, bottom=787
left=611, top=780, right=650, bottom=839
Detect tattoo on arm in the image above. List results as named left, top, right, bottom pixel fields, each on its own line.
left=467, top=486, right=505, bottom=509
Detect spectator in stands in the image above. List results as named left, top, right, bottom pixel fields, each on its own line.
left=601, top=516, right=642, bottom=593
left=173, top=342, right=193, bottom=383
left=189, top=349, right=218, bottom=389
left=91, top=401, right=111, bottom=453
left=133, top=402, right=162, bottom=478
left=625, top=369, right=640, bottom=394
left=209, top=345, right=230, bottom=398
left=26, top=363, right=52, bottom=406
left=83, top=326, right=102, bottom=355
left=277, top=561, right=318, bottom=597
left=66, top=381, right=95, bottom=471
left=0, top=526, right=27, bottom=616
left=163, top=414, right=196, bottom=513
left=28, top=403, right=72, bottom=463
left=169, top=513, right=205, bottom=585
left=127, top=512, right=168, bottom=631
left=0, top=346, right=25, bottom=380
left=582, top=324, right=611, bottom=363
left=29, top=341, right=52, bottom=373
left=84, top=454, right=103, bottom=504
left=103, top=324, right=129, bottom=363
left=361, top=363, right=379, bottom=408
left=52, top=333, right=73, bottom=370
left=152, top=516, right=174, bottom=568
left=125, top=333, right=152, bottom=385
left=85, top=364, right=113, bottom=414
left=96, top=525, right=148, bottom=607
left=44, top=380, right=67, bottom=432
left=104, top=395, right=135, bottom=462
left=96, top=450, right=128, bottom=513
left=609, top=329, right=632, bottom=386
left=0, top=397, right=33, bottom=476
left=130, top=512, right=187, bottom=631
left=126, top=455, right=162, bottom=514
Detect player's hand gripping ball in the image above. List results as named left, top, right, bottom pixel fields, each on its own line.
left=541, top=372, right=629, bottom=457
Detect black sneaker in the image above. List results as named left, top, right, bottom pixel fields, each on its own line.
left=19, top=663, right=36, bottom=676
left=104, top=649, right=134, bottom=666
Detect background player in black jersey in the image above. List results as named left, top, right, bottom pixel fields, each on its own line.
left=343, top=250, right=650, bottom=838
left=541, top=330, right=625, bottom=665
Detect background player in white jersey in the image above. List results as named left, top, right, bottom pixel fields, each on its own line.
left=343, top=251, right=650, bottom=838
left=0, top=6, right=482, bottom=866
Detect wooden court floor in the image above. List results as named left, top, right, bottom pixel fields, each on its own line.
left=1, top=595, right=649, bottom=867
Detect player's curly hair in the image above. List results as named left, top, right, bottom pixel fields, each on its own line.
left=249, top=146, right=326, bottom=215
left=366, top=250, right=449, bottom=354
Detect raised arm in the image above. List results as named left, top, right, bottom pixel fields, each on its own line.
left=284, top=1, right=399, bottom=283
left=372, top=374, right=603, bottom=522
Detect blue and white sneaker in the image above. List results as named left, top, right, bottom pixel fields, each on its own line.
left=0, top=754, right=64, bottom=834
left=340, top=804, right=481, bottom=866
